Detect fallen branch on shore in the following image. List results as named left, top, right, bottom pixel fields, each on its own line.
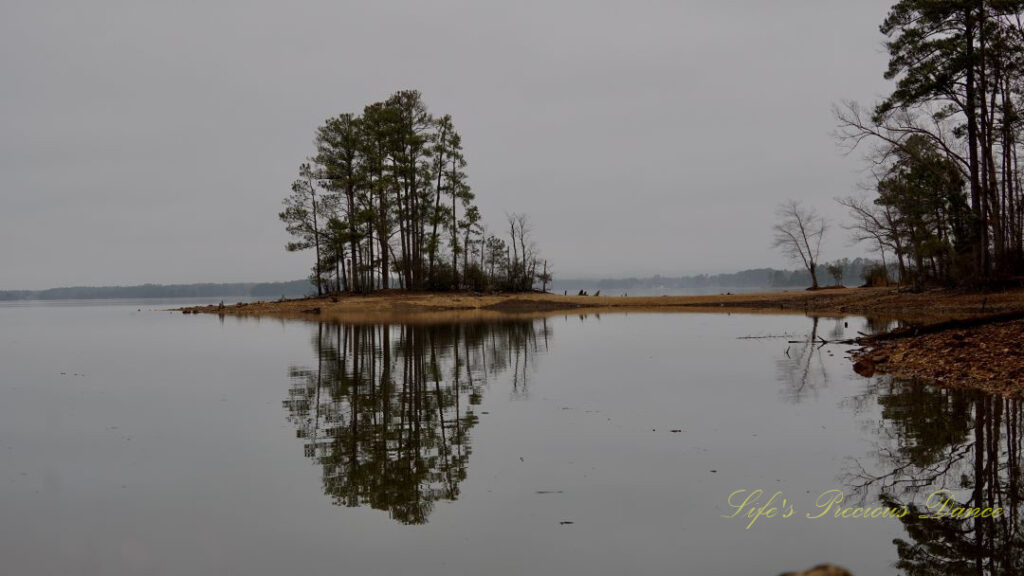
left=859, top=310, right=1024, bottom=342
left=795, top=310, right=1024, bottom=349
left=786, top=335, right=858, bottom=346
left=846, top=309, right=1024, bottom=387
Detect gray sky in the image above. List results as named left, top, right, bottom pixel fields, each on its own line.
left=1, top=0, right=895, bottom=290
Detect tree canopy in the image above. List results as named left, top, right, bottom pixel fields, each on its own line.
left=280, top=90, right=547, bottom=294
left=837, top=0, right=1024, bottom=286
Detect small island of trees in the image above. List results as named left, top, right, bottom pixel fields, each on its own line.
left=280, top=90, right=550, bottom=296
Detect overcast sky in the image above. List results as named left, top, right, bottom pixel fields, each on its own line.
left=0, top=0, right=896, bottom=289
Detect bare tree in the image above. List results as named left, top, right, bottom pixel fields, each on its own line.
left=772, top=200, right=827, bottom=289
left=836, top=195, right=889, bottom=269
left=536, top=259, right=552, bottom=292
left=505, top=212, right=537, bottom=291
left=833, top=101, right=968, bottom=176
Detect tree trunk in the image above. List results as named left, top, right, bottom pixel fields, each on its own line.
left=451, top=178, right=458, bottom=290
left=965, top=6, right=986, bottom=278
left=309, top=178, right=323, bottom=297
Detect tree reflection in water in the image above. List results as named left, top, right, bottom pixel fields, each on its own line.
left=776, top=315, right=902, bottom=403
left=282, top=319, right=547, bottom=524
left=776, top=316, right=829, bottom=402
left=774, top=315, right=1023, bottom=573
left=846, top=379, right=1024, bottom=575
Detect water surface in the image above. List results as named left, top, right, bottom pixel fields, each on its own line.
left=0, top=302, right=1017, bottom=575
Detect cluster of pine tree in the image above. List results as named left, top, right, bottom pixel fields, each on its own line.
left=837, top=1, right=1024, bottom=288
left=280, top=90, right=549, bottom=295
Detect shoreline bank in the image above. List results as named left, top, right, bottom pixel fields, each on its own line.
left=178, top=286, right=1023, bottom=319
left=179, top=287, right=1024, bottom=396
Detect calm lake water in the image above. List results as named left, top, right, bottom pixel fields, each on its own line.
left=0, top=302, right=1017, bottom=575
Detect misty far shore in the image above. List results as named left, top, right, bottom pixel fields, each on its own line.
left=0, top=259, right=880, bottom=301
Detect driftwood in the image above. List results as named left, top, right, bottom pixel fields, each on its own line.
left=842, top=310, right=1024, bottom=379
left=787, top=335, right=858, bottom=346
left=861, top=310, right=1024, bottom=342
left=785, top=310, right=1024, bottom=347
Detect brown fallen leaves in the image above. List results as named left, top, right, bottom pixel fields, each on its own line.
left=852, top=318, right=1024, bottom=397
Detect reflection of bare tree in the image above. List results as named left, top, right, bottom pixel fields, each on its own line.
left=777, top=316, right=829, bottom=402
left=828, top=317, right=846, bottom=341
left=844, top=379, right=1024, bottom=575
left=283, top=320, right=546, bottom=524
left=863, top=316, right=901, bottom=336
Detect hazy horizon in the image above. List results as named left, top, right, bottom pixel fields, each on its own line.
left=2, top=1, right=893, bottom=290
left=3, top=262, right=867, bottom=293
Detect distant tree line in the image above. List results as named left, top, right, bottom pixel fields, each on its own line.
left=0, top=280, right=314, bottom=301
left=557, top=258, right=883, bottom=293
left=5, top=260, right=887, bottom=301
left=835, top=0, right=1024, bottom=288
left=281, top=90, right=548, bottom=295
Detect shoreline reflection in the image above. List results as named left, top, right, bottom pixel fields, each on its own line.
left=847, top=378, right=1024, bottom=574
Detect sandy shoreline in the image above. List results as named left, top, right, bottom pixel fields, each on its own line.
left=179, top=287, right=1024, bottom=396
left=178, top=286, right=1022, bottom=320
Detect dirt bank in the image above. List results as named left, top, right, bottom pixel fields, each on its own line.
left=852, top=313, right=1024, bottom=397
